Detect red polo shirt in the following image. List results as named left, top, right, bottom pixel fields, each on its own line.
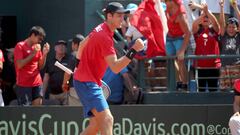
left=74, top=22, right=116, bottom=86
left=14, top=41, right=43, bottom=87
left=194, top=27, right=221, bottom=68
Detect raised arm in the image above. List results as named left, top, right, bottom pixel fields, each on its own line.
left=231, top=0, right=240, bottom=22
left=203, top=4, right=220, bottom=33
left=38, top=43, right=50, bottom=69
left=188, top=0, right=204, bottom=11
left=192, top=13, right=204, bottom=34
left=219, top=0, right=226, bottom=36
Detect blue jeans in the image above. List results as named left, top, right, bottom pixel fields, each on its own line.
left=166, top=36, right=184, bottom=55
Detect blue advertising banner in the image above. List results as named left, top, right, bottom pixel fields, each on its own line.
left=0, top=105, right=233, bottom=135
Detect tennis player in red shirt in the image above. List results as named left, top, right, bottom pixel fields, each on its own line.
left=73, top=2, right=144, bottom=135
left=14, top=26, right=50, bottom=106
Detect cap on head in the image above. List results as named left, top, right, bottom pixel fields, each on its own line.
left=102, top=2, right=130, bottom=14
left=55, top=40, right=67, bottom=46
left=72, top=34, right=85, bottom=44
left=227, top=17, right=239, bottom=27
left=126, top=3, right=138, bottom=14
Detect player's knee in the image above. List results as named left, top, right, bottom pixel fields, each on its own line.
left=103, top=114, right=114, bottom=127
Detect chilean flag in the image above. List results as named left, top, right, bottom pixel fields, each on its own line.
left=131, top=0, right=168, bottom=58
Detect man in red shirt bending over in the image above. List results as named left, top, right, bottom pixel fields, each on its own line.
left=14, top=26, right=50, bottom=106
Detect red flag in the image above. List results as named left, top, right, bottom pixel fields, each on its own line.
left=131, top=0, right=167, bottom=58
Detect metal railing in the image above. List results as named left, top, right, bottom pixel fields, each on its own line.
left=137, top=55, right=240, bottom=92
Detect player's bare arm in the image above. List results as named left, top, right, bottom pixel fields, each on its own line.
left=105, top=38, right=144, bottom=73
left=76, top=36, right=89, bottom=60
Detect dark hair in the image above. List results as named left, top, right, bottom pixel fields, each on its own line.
left=104, top=12, right=114, bottom=20
left=72, top=34, right=85, bottom=45
left=102, top=2, right=129, bottom=19
left=28, top=26, right=46, bottom=38
left=227, top=17, right=239, bottom=27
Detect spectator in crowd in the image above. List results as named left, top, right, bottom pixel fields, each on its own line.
left=124, top=3, right=143, bottom=83
left=219, top=0, right=240, bottom=62
left=125, top=2, right=168, bottom=91
left=62, top=34, right=84, bottom=106
left=165, top=0, right=191, bottom=91
left=0, top=49, right=4, bottom=106
left=1, top=48, right=16, bottom=105
left=183, top=0, right=205, bottom=56
left=73, top=2, right=144, bottom=135
left=192, top=4, right=221, bottom=92
left=102, top=67, right=140, bottom=105
left=182, top=0, right=205, bottom=88
left=125, top=3, right=142, bottom=43
left=14, top=26, right=50, bottom=106
left=42, top=40, right=69, bottom=105
left=225, top=0, right=240, bottom=112
left=219, top=0, right=240, bottom=66
left=219, top=0, right=240, bottom=90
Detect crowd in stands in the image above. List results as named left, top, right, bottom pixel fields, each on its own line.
left=0, top=0, right=240, bottom=106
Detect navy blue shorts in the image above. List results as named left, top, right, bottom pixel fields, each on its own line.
left=73, top=80, right=109, bottom=118
left=234, top=89, right=240, bottom=96
left=15, top=85, right=42, bottom=106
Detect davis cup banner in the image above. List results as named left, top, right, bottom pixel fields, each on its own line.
left=0, top=105, right=233, bottom=135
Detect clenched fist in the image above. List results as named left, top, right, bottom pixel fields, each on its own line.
left=42, top=42, right=50, bottom=55
left=132, top=38, right=145, bottom=52
left=33, top=44, right=41, bottom=52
